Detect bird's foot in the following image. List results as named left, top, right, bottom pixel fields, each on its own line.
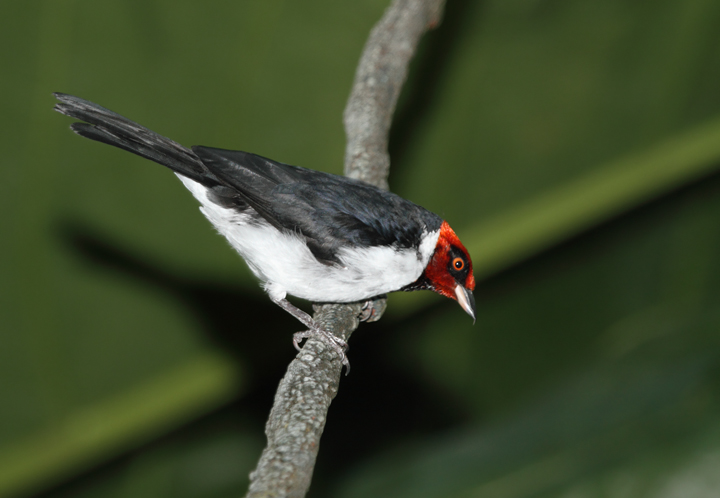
left=293, top=327, right=350, bottom=373
left=359, top=295, right=387, bottom=322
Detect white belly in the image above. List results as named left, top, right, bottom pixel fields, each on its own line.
left=176, top=175, right=439, bottom=302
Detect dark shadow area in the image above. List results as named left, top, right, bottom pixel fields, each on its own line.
left=388, top=0, right=484, bottom=187
left=56, top=220, right=296, bottom=389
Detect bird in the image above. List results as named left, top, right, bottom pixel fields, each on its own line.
left=53, top=93, right=476, bottom=370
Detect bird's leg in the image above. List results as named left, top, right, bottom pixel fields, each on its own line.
left=271, top=297, right=350, bottom=369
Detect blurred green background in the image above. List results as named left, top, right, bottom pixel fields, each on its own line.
left=3, top=0, right=720, bottom=497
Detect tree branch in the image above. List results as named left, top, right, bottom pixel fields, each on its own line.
left=345, top=0, right=446, bottom=189
left=245, top=1, right=446, bottom=497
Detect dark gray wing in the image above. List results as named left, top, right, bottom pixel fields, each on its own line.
left=193, top=147, right=443, bottom=264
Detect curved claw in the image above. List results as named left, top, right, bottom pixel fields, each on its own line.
left=360, top=296, right=387, bottom=322
left=293, top=331, right=311, bottom=351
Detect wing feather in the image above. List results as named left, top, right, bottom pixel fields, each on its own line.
left=193, top=147, right=443, bottom=264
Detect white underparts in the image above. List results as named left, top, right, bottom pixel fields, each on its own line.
left=176, top=174, right=440, bottom=303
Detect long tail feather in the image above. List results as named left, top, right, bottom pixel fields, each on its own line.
left=53, top=93, right=220, bottom=187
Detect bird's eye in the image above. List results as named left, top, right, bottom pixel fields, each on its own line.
left=452, top=257, right=464, bottom=270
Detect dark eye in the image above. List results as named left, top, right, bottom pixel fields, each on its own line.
left=452, top=257, right=464, bottom=270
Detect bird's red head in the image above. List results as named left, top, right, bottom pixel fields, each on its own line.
left=425, top=221, right=476, bottom=321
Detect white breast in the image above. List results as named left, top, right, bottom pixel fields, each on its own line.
left=176, top=175, right=439, bottom=303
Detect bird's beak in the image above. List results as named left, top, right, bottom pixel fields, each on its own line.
left=454, top=284, right=476, bottom=323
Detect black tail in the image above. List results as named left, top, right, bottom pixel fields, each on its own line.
left=53, top=93, right=221, bottom=187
